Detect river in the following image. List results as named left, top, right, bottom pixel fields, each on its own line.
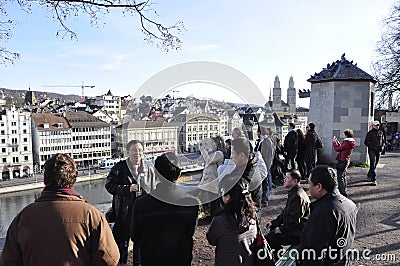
left=0, top=178, right=112, bottom=239
left=0, top=170, right=203, bottom=252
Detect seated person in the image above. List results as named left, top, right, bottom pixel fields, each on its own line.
left=265, top=169, right=310, bottom=260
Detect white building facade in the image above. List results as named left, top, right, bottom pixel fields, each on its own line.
left=1, top=106, right=33, bottom=180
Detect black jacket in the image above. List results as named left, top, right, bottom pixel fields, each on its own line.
left=105, top=160, right=155, bottom=225
left=364, top=128, right=385, bottom=152
left=270, top=184, right=310, bottom=236
left=299, top=189, right=358, bottom=266
left=284, top=130, right=298, bottom=159
left=132, top=182, right=199, bottom=266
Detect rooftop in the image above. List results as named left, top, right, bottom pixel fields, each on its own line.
left=307, top=53, right=376, bottom=83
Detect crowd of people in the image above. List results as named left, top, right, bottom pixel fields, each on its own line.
left=1, top=120, right=390, bottom=266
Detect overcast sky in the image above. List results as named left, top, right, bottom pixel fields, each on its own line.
left=0, top=0, right=396, bottom=107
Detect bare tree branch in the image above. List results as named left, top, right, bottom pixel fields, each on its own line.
left=0, top=0, right=184, bottom=64
left=373, top=1, right=400, bottom=109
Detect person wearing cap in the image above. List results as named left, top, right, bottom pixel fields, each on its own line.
left=364, top=121, right=385, bottom=185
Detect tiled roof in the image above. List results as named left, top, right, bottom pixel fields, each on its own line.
left=64, top=111, right=110, bottom=127
left=308, top=54, right=375, bottom=83
left=31, top=113, right=70, bottom=130
left=171, top=114, right=219, bottom=123
left=120, top=119, right=177, bottom=129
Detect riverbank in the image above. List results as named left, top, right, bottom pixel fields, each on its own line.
left=0, top=173, right=106, bottom=194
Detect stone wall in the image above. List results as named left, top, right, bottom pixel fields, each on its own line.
left=308, top=81, right=374, bottom=164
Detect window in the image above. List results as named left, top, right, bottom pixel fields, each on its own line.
left=24, top=156, right=28, bottom=161
left=11, top=122, right=16, bottom=126
left=2, top=147, right=5, bottom=153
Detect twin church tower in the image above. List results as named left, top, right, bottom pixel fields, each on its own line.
left=265, top=75, right=297, bottom=113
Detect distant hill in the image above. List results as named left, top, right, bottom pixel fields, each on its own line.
left=0, top=87, right=80, bottom=106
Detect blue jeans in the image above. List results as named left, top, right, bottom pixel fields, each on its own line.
left=261, top=171, right=273, bottom=203
left=336, top=160, right=349, bottom=196
left=367, top=149, right=380, bottom=181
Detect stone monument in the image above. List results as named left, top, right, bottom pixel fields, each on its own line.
left=307, top=54, right=376, bottom=163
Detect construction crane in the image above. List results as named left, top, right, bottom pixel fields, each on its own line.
left=42, top=82, right=95, bottom=102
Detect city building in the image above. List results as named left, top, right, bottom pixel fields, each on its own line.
left=115, top=119, right=178, bottom=158
left=219, top=109, right=242, bottom=137
left=31, top=113, right=72, bottom=170
left=95, top=90, right=122, bottom=125
left=171, top=114, right=220, bottom=153
left=64, top=112, right=112, bottom=167
left=1, top=106, right=33, bottom=180
left=265, top=76, right=297, bottom=114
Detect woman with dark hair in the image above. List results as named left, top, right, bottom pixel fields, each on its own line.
left=213, top=135, right=227, bottom=158
left=271, top=138, right=285, bottom=186
left=333, top=129, right=356, bottom=196
left=304, top=123, right=323, bottom=178
left=206, top=179, right=258, bottom=266
left=296, top=128, right=307, bottom=179
left=230, top=137, right=263, bottom=211
left=225, top=138, right=232, bottom=159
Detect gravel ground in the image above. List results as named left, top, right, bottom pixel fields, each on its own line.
left=129, top=150, right=400, bottom=266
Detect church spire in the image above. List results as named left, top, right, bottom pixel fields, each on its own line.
left=289, top=75, right=294, bottom=88
left=269, top=85, right=272, bottom=101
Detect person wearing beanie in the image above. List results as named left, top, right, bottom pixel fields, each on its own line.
left=364, top=121, right=385, bottom=186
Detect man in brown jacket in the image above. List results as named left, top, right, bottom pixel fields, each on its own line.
left=0, top=153, right=119, bottom=266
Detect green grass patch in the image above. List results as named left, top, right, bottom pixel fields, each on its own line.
left=354, top=162, right=369, bottom=168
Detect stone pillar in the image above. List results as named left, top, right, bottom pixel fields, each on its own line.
left=307, top=54, right=376, bottom=164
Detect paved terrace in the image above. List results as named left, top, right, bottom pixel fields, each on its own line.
left=256, top=150, right=400, bottom=266
left=1, top=151, right=400, bottom=265
left=191, top=150, right=400, bottom=265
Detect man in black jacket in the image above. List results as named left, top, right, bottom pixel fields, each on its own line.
left=132, top=152, right=199, bottom=266
left=299, top=166, right=358, bottom=265
left=364, top=121, right=385, bottom=186
left=265, top=169, right=310, bottom=261
left=105, top=140, right=155, bottom=266
left=283, top=123, right=298, bottom=173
